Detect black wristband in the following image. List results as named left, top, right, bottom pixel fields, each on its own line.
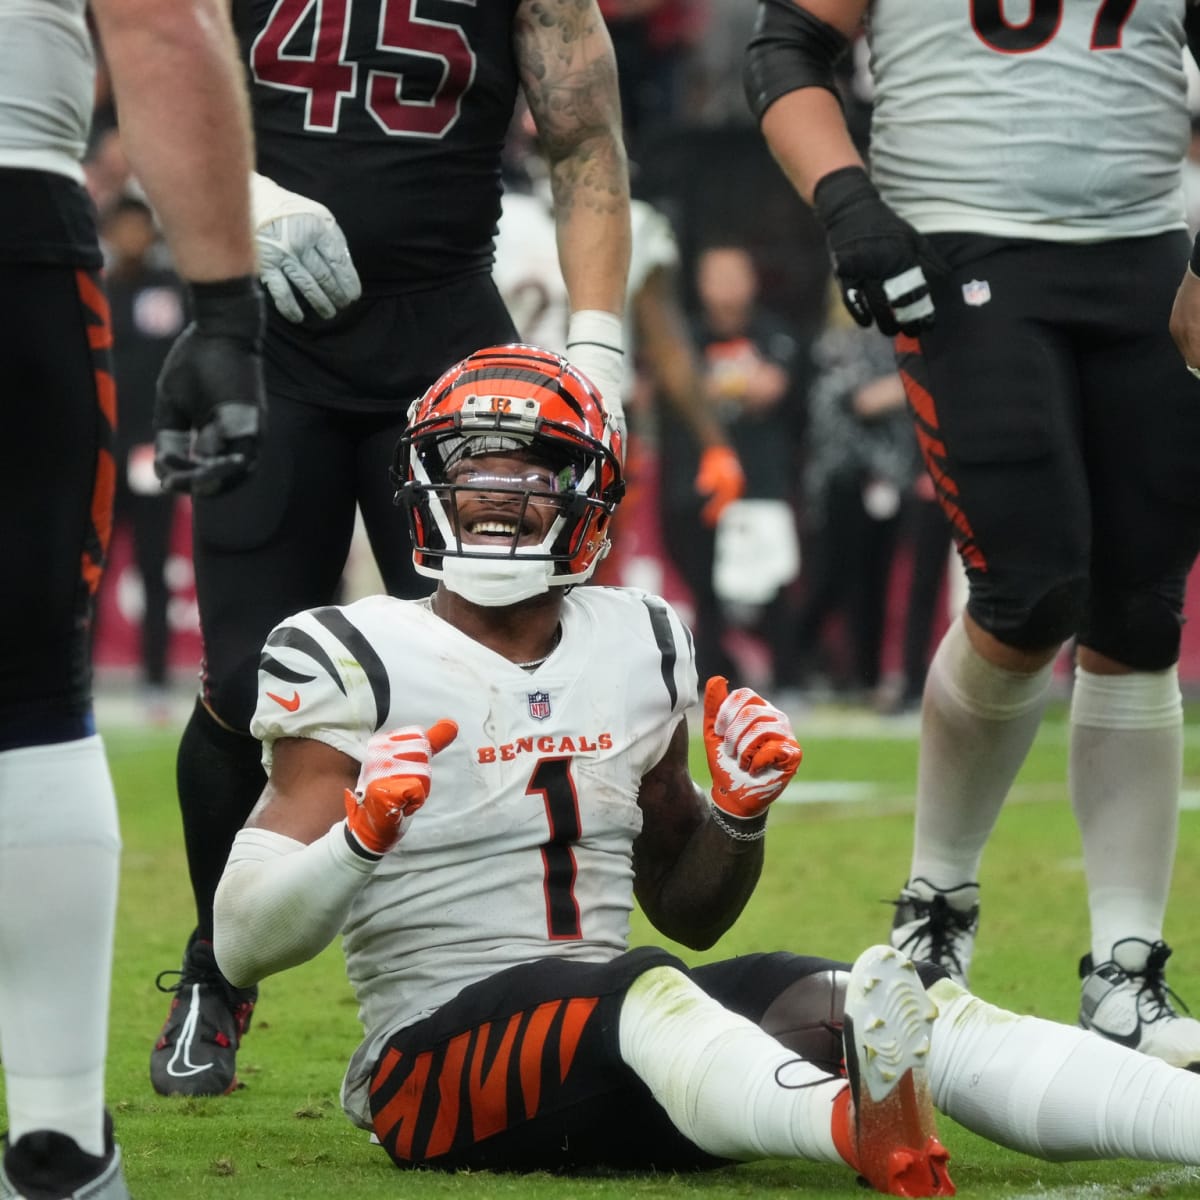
left=343, top=822, right=383, bottom=863
left=1189, top=232, right=1200, bottom=276
left=812, top=165, right=876, bottom=223
left=185, top=275, right=265, bottom=343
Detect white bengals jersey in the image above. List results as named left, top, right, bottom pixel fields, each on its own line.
left=867, top=0, right=1191, bottom=241
left=0, top=0, right=94, bottom=183
left=491, top=190, right=680, bottom=401
left=249, top=585, right=697, bottom=1126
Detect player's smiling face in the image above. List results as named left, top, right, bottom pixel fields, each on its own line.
left=446, top=451, right=568, bottom=548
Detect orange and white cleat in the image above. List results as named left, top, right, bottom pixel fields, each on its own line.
left=833, top=944, right=955, bottom=1197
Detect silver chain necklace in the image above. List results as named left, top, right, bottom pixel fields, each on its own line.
left=513, top=626, right=562, bottom=671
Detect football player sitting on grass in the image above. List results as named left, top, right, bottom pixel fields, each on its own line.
left=214, top=346, right=1200, bottom=1197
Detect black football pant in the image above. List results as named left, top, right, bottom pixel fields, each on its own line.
left=0, top=264, right=113, bottom=749
left=369, top=947, right=950, bottom=1172
left=897, top=230, right=1200, bottom=663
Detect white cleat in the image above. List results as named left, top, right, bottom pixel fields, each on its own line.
left=888, top=878, right=979, bottom=988
left=1079, top=938, right=1200, bottom=1072
left=838, top=944, right=954, bottom=1197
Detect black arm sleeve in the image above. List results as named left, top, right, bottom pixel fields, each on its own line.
left=743, top=0, right=851, bottom=122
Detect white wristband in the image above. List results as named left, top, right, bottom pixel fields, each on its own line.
left=249, top=171, right=335, bottom=231
left=565, top=309, right=626, bottom=428
left=566, top=308, right=623, bottom=353
left=249, top=172, right=292, bottom=230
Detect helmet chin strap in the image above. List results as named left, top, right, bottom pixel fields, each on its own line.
left=440, top=555, right=552, bottom=607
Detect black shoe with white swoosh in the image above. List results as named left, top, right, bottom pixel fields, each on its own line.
left=1079, top=938, right=1200, bottom=1072
left=150, top=930, right=257, bottom=1097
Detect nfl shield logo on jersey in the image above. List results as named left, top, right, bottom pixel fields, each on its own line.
left=528, top=691, right=552, bottom=721
left=962, top=279, right=992, bottom=307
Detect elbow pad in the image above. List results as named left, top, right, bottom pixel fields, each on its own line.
left=743, top=0, right=851, bottom=122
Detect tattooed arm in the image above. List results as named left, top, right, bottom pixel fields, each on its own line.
left=515, top=0, right=630, bottom=318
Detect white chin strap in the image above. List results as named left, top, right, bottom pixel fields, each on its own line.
left=440, top=555, right=552, bottom=606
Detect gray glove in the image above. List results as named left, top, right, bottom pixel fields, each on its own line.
left=251, top=173, right=362, bottom=323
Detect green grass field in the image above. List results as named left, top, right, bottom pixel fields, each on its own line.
left=33, top=702, right=1200, bottom=1198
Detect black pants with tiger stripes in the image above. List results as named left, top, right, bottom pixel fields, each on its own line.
left=0, top=260, right=114, bottom=746
left=368, top=946, right=867, bottom=1173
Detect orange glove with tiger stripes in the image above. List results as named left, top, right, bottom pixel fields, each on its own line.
left=703, top=677, right=802, bottom=827
left=343, top=720, right=458, bottom=856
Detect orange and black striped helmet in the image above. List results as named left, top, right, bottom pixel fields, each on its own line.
left=392, top=344, right=625, bottom=603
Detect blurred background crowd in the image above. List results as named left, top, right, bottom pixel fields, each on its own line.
left=85, top=0, right=1200, bottom=724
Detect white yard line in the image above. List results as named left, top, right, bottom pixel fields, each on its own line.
left=776, top=780, right=881, bottom=805
left=1005, top=1166, right=1200, bottom=1200
left=776, top=780, right=1200, bottom=811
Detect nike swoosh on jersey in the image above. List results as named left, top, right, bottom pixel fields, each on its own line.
left=267, top=690, right=301, bottom=712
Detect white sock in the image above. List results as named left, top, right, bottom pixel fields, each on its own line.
left=0, top=737, right=121, bottom=1157
left=1069, top=666, right=1182, bottom=964
left=910, top=617, right=1054, bottom=889
left=618, top=966, right=845, bottom=1163
left=927, top=979, right=1200, bottom=1162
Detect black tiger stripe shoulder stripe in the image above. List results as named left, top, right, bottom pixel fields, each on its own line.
left=258, top=653, right=317, bottom=685
left=312, top=607, right=391, bottom=729
left=262, top=626, right=345, bottom=695
left=641, top=597, right=678, bottom=709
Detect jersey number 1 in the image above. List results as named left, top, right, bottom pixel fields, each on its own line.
left=971, top=0, right=1137, bottom=52
left=250, top=0, right=476, bottom=137
left=527, top=758, right=583, bottom=941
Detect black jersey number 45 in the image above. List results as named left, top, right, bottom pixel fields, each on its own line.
left=250, top=0, right=475, bottom=138
left=971, top=0, right=1137, bottom=54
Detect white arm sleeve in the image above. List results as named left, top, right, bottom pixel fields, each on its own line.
left=213, top=824, right=377, bottom=988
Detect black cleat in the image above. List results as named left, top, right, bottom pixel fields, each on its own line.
left=150, top=930, right=257, bottom=1096
left=0, top=1112, right=130, bottom=1199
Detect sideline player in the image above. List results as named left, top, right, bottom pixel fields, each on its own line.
left=214, top=347, right=1200, bottom=1194
left=0, top=0, right=263, bottom=1193
left=149, top=0, right=632, bottom=1097
left=746, top=0, right=1200, bottom=1064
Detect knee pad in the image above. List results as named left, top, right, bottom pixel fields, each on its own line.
left=970, top=576, right=1087, bottom=652
left=759, top=968, right=848, bottom=1072
left=1080, top=589, right=1183, bottom=671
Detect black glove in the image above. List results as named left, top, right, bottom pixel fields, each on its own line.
left=154, top=277, right=266, bottom=497
left=813, top=166, right=942, bottom=337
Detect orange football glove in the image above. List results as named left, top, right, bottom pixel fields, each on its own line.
left=694, top=445, right=746, bottom=528
left=703, top=676, right=802, bottom=819
left=343, top=719, right=458, bottom=856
